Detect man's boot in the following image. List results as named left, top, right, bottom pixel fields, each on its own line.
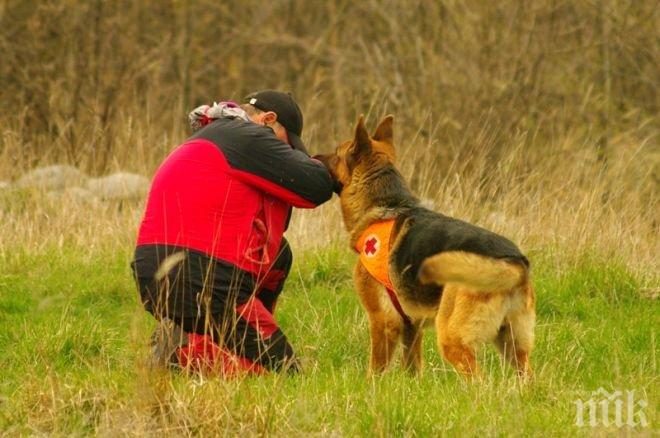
left=149, top=317, right=188, bottom=369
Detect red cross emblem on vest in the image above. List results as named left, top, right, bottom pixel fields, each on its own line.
left=363, top=234, right=379, bottom=257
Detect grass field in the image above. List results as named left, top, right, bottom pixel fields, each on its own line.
left=1, top=0, right=658, bottom=435
left=0, top=232, right=656, bottom=435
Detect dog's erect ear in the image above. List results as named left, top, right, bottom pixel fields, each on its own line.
left=351, top=115, right=372, bottom=157
left=373, top=115, right=394, bottom=144
left=373, top=115, right=396, bottom=162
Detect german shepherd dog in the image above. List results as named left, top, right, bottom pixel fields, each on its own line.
left=317, top=116, right=535, bottom=379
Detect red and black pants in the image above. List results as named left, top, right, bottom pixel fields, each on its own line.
left=131, top=240, right=295, bottom=373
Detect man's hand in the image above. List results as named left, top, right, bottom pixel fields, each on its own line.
left=188, top=105, right=213, bottom=132
left=188, top=102, right=250, bottom=132
left=312, top=154, right=343, bottom=194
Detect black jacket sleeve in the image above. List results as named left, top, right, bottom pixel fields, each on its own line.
left=192, top=118, right=334, bottom=208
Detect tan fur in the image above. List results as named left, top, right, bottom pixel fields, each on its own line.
left=435, top=282, right=535, bottom=378
left=419, top=251, right=527, bottom=292
left=320, top=116, right=536, bottom=380
left=354, top=262, right=403, bottom=374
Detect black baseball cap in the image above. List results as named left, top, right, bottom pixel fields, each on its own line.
left=244, top=90, right=308, bottom=154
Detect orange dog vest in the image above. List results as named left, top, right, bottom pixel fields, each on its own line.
left=355, top=220, right=411, bottom=323
left=355, top=220, right=396, bottom=290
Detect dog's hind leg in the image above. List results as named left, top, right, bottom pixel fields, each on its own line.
left=354, top=262, right=401, bottom=375
left=437, top=333, right=479, bottom=379
left=495, top=323, right=532, bottom=378
left=495, top=295, right=535, bottom=378
left=435, top=287, right=482, bottom=379
left=401, top=321, right=424, bottom=375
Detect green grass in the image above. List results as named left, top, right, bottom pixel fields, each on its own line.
left=0, top=244, right=657, bottom=435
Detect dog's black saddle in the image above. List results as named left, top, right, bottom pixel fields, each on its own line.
left=391, top=208, right=528, bottom=304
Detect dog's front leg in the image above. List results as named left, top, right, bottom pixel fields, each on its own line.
left=401, top=320, right=423, bottom=375
left=354, top=262, right=401, bottom=375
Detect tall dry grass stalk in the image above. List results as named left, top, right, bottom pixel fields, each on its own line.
left=0, top=0, right=658, bottom=272
left=1, top=120, right=657, bottom=274
left=293, top=117, right=659, bottom=275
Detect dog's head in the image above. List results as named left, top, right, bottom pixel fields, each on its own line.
left=317, top=115, right=395, bottom=194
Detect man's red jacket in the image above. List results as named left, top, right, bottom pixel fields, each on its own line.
left=136, top=117, right=334, bottom=275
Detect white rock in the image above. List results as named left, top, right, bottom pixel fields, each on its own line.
left=47, top=186, right=97, bottom=204
left=68, top=187, right=97, bottom=202
left=86, top=172, right=149, bottom=200
left=15, top=165, right=87, bottom=191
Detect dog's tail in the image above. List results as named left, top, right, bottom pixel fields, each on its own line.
left=418, top=251, right=527, bottom=292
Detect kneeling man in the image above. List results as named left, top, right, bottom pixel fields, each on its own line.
left=132, top=90, right=333, bottom=374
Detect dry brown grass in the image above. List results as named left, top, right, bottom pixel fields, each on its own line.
left=0, top=0, right=658, bottom=269
left=1, top=122, right=657, bottom=276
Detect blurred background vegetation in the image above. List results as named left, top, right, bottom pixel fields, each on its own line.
left=1, top=0, right=657, bottom=174
left=0, top=0, right=657, bottom=269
